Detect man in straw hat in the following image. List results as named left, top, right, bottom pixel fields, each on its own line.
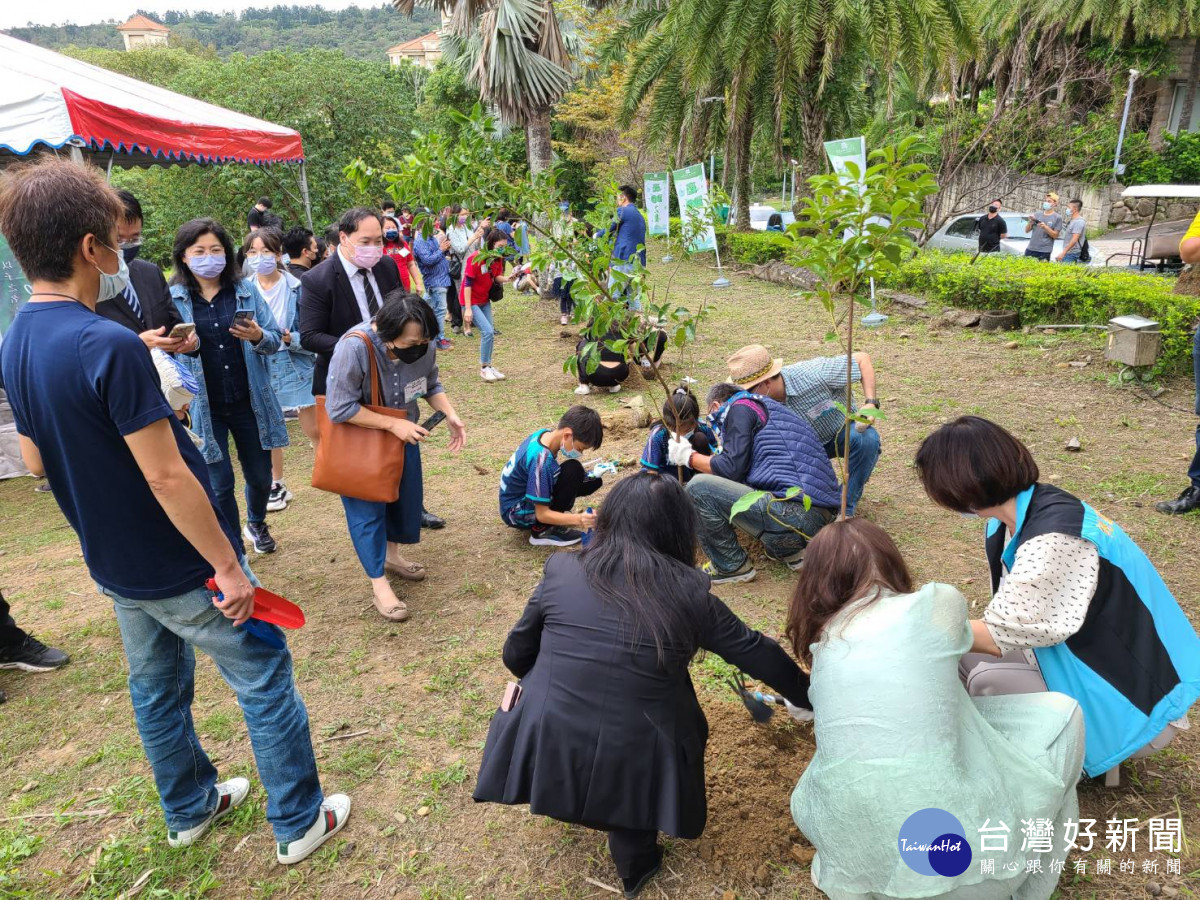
left=1024, top=191, right=1062, bottom=262
left=667, top=346, right=840, bottom=584
left=715, top=344, right=881, bottom=517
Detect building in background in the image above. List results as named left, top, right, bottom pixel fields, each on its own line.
left=387, top=31, right=442, bottom=69
left=117, top=14, right=170, bottom=51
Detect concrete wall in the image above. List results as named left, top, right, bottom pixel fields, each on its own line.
left=934, top=162, right=1200, bottom=232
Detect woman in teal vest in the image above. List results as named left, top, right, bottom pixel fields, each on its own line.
left=915, top=416, right=1199, bottom=780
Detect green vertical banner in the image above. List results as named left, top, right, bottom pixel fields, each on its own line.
left=643, top=171, right=670, bottom=237
left=672, top=163, right=717, bottom=253
left=823, top=136, right=867, bottom=191
left=0, top=235, right=31, bottom=346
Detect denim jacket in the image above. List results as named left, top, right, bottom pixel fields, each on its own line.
left=169, top=280, right=288, bottom=464
left=269, top=272, right=317, bottom=359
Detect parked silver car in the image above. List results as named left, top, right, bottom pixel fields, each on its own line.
left=925, top=212, right=1104, bottom=265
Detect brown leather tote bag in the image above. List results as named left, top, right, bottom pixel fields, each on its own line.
left=311, top=330, right=407, bottom=503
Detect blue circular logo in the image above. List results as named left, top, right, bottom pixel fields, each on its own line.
left=897, top=808, right=972, bottom=877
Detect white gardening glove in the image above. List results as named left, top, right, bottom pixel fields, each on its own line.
left=667, top=436, right=694, bottom=467
left=784, top=700, right=815, bottom=723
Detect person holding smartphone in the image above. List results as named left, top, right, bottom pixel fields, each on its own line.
left=324, top=290, right=466, bottom=622
left=169, top=218, right=287, bottom=556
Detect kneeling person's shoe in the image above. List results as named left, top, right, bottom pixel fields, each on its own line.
left=621, top=846, right=664, bottom=899
left=244, top=522, right=277, bottom=554
left=529, top=525, right=583, bottom=547
left=1155, top=485, right=1200, bottom=515
left=277, top=794, right=352, bottom=865
left=168, top=777, right=250, bottom=848
left=702, top=560, right=757, bottom=585
left=0, top=635, right=70, bottom=672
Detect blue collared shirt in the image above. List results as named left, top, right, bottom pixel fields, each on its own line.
left=193, top=286, right=251, bottom=406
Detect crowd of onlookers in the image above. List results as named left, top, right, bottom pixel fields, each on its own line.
left=0, top=158, right=1197, bottom=899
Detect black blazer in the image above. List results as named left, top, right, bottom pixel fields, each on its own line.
left=96, top=259, right=183, bottom=336
left=473, top=552, right=810, bottom=838
left=298, top=253, right=401, bottom=395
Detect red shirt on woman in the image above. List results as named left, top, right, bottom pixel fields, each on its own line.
left=384, top=238, right=414, bottom=290
left=460, top=251, right=504, bottom=307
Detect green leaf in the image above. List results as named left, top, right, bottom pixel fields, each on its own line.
left=729, top=490, right=768, bottom=522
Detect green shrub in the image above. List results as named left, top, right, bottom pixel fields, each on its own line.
left=660, top=219, right=792, bottom=264
left=882, top=252, right=1198, bottom=371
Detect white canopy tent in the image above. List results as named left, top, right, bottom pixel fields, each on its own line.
left=0, top=32, right=313, bottom=478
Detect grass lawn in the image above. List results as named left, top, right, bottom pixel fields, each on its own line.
left=1, top=248, right=1197, bottom=899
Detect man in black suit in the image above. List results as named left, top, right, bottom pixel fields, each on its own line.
left=299, top=207, right=400, bottom=397
left=299, top=207, right=445, bottom=529
left=283, top=226, right=319, bottom=279
left=97, top=190, right=198, bottom=356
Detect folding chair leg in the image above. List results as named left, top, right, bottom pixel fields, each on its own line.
left=1104, top=765, right=1121, bottom=787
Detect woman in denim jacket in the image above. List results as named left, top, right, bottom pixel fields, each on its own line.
left=169, top=218, right=286, bottom=556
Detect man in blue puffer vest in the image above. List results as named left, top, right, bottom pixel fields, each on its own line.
left=678, top=346, right=841, bottom=584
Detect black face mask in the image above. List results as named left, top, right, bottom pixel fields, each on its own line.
left=122, top=243, right=143, bottom=263
left=390, top=342, right=428, bottom=363
left=987, top=206, right=998, bottom=214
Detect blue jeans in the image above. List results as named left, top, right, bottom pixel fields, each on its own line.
left=1059, top=250, right=1082, bottom=264
left=687, top=474, right=834, bottom=573
left=608, top=263, right=641, bottom=311
left=104, top=558, right=323, bottom=842
left=1190, top=328, right=1200, bottom=489
left=471, top=301, right=495, bottom=366
left=423, top=286, right=447, bottom=342
left=207, top=400, right=272, bottom=530
left=341, top=443, right=422, bottom=578
left=823, top=425, right=881, bottom=517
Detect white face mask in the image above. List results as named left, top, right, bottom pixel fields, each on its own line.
left=94, top=242, right=130, bottom=303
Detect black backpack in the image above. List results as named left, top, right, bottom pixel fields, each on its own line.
left=1079, top=236, right=1091, bottom=263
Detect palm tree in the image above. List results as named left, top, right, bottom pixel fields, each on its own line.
left=391, top=0, right=573, bottom=175
left=615, top=0, right=976, bottom=226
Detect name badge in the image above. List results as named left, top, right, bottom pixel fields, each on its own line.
left=807, top=397, right=836, bottom=419
left=404, top=377, right=427, bottom=404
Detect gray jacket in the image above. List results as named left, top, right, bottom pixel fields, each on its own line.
left=325, top=325, right=443, bottom=424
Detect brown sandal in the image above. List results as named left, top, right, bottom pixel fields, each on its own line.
left=385, top=558, right=426, bottom=582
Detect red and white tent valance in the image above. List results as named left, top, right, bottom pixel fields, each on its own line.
left=0, top=32, right=304, bottom=165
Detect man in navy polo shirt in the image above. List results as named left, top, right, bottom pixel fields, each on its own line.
left=0, top=159, right=349, bottom=864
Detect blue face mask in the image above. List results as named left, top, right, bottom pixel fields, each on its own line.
left=560, top=436, right=583, bottom=460
left=1042, top=201, right=1053, bottom=211
left=95, top=243, right=130, bottom=303
left=385, top=230, right=400, bottom=241
left=187, top=253, right=227, bottom=280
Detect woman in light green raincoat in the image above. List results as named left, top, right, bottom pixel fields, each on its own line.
left=785, top=519, right=1085, bottom=900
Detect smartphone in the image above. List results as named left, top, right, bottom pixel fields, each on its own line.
left=231, top=311, right=255, bottom=329
left=419, top=410, right=447, bottom=432
left=501, top=681, right=522, bottom=712
left=168, top=322, right=196, bottom=341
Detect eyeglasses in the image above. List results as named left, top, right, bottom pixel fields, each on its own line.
left=118, top=239, right=143, bottom=250
left=186, top=250, right=226, bottom=258
left=245, top=251, right=276, bottom=260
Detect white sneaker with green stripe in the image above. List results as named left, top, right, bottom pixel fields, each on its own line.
left=167, top=777, right=250, bottom=848
left=276, top=794, right=352, bottom=865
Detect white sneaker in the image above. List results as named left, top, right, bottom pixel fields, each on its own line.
left=490, top=366, right=506, bottom=380
left=168, top=777, right=251, bottom=848
left=481, top=367, right=499, bottom=383
left=607, top=384, right=622, bottom=393
left=574, top=384, right=591, bottom=395
left=276, top=794, right=352, bottom=865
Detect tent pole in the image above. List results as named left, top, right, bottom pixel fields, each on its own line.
left=68, top=145, right=84, bottom=166
left=298, top=162, right=314, bottom=231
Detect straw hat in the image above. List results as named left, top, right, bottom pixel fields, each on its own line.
left=727, top=344, right=783, bottom=389
left=1047, top=191, right=1060, bottom=202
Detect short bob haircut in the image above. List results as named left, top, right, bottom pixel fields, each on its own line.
left=0, top=158, right=123, bottom=283
left=914, top=415, right=1040, bottom=513
left=169, top=218, right=240, bottom=294
left=483, top=226, right=510, bottom=249
left=376, top=288, right=439, bottom=342
left=244, top=226, right=283, bottom=257
left=706, top=381, right=741, bottom=408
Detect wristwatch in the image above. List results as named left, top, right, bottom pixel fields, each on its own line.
left=865, top=397, right=880, bottom=407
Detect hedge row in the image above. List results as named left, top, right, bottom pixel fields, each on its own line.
left=881, top=252, right=1199, bottom=371
left=661, top=218, right=793, bottom=265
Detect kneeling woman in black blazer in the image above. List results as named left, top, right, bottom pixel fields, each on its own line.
left=474, top=472, right=811, bottom=898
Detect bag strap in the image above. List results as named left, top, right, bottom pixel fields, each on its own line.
left=349, top=330, right=383, bottom=407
